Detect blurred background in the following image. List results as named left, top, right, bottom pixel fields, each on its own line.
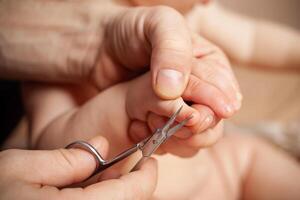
left=219, top=0, right=300, bottom=156
left=221, top=0, right=300, bottom=29
left=220, top=0, right=300, bottom=122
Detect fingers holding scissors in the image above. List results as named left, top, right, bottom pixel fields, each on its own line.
left=0, top=136, right=158, bottom=200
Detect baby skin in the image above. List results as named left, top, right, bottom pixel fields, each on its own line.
left=24, top=72, right=210, bottom=155
left=24, top=35, right=239, bottom=158
left=23, top=63, right=300, bottom=200
left=17, top=1, right=300, bottom=199
left=23, top=74, right=300, bottom=200
left=23, top=74, right=300, bottom=199
left=24, top=71, right=229, bottom=159
left=153, top=132, right=300, bottom=200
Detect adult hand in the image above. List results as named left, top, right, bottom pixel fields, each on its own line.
left=0, top=136, right=157, bottom=200
left=0, top=0, right=192, bottom=98
left=95, top=5, right=193, bottom=99
left=76, top=5, right=240, bottom=114
left=20, top=33, right=241, bottom=159
left=0, top=0, right=191, bottom=99
left=0, top=0, right=240, bottom=110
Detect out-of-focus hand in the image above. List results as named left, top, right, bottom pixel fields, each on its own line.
left=0, top=136, right=157, bottom=200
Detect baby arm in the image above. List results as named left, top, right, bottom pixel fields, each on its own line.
left=189, top=2, right=300, bottom=70
left=23, top=82, right=133, bottom=157
left=23, top=74, right=211, bottom=158
left=239, top=135, right=300, bottom=200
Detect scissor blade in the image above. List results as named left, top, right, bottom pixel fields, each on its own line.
left=138, top=106, right=189, bottom=157
left=166, top=115, right=193, bottom=138
left=161, top=105, right=183, bottom=132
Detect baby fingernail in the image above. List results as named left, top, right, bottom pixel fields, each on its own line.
left=237, top=92, right=243, bottom=101
left=233, top=92, right=243, bottom=110
left=224, top=104, right=234, bottom=116
left=198, top=115, right=213, bottom=131
left=204, top=114, right=213, bottom=125
left=156, top=69, right=185, bottom=98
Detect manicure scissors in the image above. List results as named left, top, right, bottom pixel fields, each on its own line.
left=66, top=106, right=192, bottom=176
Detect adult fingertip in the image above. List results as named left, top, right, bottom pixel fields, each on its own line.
left=154, top=69, right=187, bottom=99
left=234, top=92, right=243, bottom=110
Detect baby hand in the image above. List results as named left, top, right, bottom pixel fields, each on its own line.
left=128, top=35, right=241, bottom=156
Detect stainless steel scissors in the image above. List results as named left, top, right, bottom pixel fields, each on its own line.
left=66, top=106, right=191, bottom=176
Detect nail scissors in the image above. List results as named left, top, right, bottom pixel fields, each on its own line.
left=66, top=106, right=192, bottom=176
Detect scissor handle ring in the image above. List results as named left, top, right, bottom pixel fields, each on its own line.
left=66, top=140, right=105, bottom=176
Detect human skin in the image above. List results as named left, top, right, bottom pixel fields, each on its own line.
left=119, top=0, right=300, bottom=70
left=152, top=132, right=300, bottom=200
left=176, top=0, right=300, bottom=70
left=0, top=0, right=192, bottom=99
left=0, top=0, right=241, bottom=103
left=23, top=73, right=217, bottom=158
left=0, top=0, right=243, bottom=151
left=23, top=35, right=239, bottom=158
left=0, top=136, right=158, bottom=200
left=3, top=120, right=299, bottom=199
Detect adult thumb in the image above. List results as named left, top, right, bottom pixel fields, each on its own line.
left=20, top=136, right=109, bottom=187
left=146, top=6, right=193, bottom=99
